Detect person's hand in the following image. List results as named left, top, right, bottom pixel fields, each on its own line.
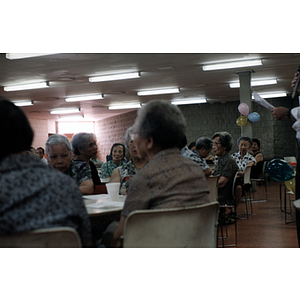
left=291, top=72, right=300, bottom=92
left=271, top=107, right=288, bottom=120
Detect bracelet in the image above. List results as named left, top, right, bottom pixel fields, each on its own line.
left=287, top=108, right=292, bottom=119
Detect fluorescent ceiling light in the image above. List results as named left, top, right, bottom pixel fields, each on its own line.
left=229, top=79, right=277, bottom=88
left=171, top=98, right=207, bottom=105
left=137, top=87, right=180, bottom=96
left=252, top=92, right=287, bottom=99
left=4, top=81, right=49, bottom=92
left=50, top=108, right=80, bottom=114
left=202, top=59, right=262, bottom=71
left=89, top=72, right=140, bottom=82
left=65, top=94, right=103, bottom=102
left=6, top=53, right=57, bottom=60
left=59, top=115, right=84, bottom=120
left=12, top=100, right=33, bottom=107
left=108, top=103, right=142, bottom=110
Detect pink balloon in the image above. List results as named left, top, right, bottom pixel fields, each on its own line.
left=238, top=103, right=250, bottom=116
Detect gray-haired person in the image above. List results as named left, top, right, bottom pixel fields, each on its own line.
left=212, top=131, right=238, bottom=206
left=0, top=99, right=91, bottom=247
left=71, top=132, right=101, bottom=186
left=111, top=100, right=210, bottom=247
left=46, top=134, right=94, bottom=195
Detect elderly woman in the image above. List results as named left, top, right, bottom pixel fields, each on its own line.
left=232, top=136, right=256, bottom=177
left=71, top=132, right=101, bottom=186
left=212, top=131, right=238, bottom=206
left=110, top=127, right=148, bottom=195
left=111, top=100, right=210, bottom=247
left=100, top=143, right=126, bottom=179
left=0, top=100, right=91, bottom=246
left=46, top=134, right=94, bottom=195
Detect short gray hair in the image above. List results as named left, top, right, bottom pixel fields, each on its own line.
left=237, top=136, right=253, bottom=148
left=196, top=137, right=213, bottom=150
left=135, top=100, right=186, bottom=149
left=124, top=127, right=133, bottom=151
left=212, top=131, right=233, bottom=152
left=71, top=132, right=95, bottom=155
left=45, top=134, right=72, bottom=155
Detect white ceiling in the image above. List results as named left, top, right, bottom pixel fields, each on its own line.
left=0, top=53, right=299, bottom=121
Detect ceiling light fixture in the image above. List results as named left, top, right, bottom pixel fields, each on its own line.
left=229, top=79, right=277, bottom=88
left=59, top=115, right=84, bottom=120
left=171, top=98, right=207, bottom=105
left=202, top=59, right=262, bottom=71
left=137, top=87, right=180, bottom=96
left=6, top=53, right=57, bottom=60
left=4, top=81, right=49, bottom=92
left=89, top=72, right=140, bottom=82
left=12, top=100, right=34, bottom=107
left=108, top=103, right=142, bottom=110
left=252, top=92, right=287, bottom=99
left=65, top=94, right=103, bottom=102
left=50, top=108, right=80, bottom=114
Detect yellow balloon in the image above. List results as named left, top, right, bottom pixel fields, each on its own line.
left=236, top=115, right=248, bottom=126
left=285, top=177, right=296, bottom=194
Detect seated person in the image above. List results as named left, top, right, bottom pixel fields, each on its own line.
left=188, top=141, right=196, bottom=151
left=231, top=136, right=256, bottom=205
left=180, top=135, right=212, bottom=177
left=212, top=131, right=238, bottom=206
left=0, top=99, right=91, bottom=247
left=101, top=143, right=126, bottom=178
left=46, top=134, right=94, bottom=195
left=232, top=136, right=256, bottom=177
left=71, top=132, right=101, bottom=186
left=110, top=100, right=210, bottom=247
left=250, top=138, right=264, bottom=179
left=36, top=147, right=48, bottom=164
left=110, top=127, right=148, bottom=195
left=194, top=137, right=214, bottom=176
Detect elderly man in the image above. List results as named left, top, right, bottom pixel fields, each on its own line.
left=180, top=135, right=212, bottom=177
left=46, top=134, right=94, bottom=195
left=0, top=99, right=91, bottom=247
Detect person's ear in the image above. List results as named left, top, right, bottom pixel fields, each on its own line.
left=147, top=137, right=154, bottom=150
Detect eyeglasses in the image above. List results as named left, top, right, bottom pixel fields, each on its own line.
left=130, top=131, right=139, bottom=140
left=211, top=142, right=222, bottom=147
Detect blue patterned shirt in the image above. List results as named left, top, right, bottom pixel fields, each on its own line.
left=231, top=152, right=256, bottom=172
left=101, top=160, right=125, bottom=178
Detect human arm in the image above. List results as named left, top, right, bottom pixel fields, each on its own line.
left=203, top=168, right=212, bottom=177
left=217, top=176, right=230, bottom=188
left=255, top=153, right=264, bottom=163
left=110, top=168, right=121, bottom=183
left=79, top=179, right=94, bottom=195
left=272, top=73, right=300, bottom=121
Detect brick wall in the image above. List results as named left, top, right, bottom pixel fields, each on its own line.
left=94, top=99, right=298, bottom=162
left=28, top=118, right=49, bottom=150
left=95, top=110, right=137, bottom=162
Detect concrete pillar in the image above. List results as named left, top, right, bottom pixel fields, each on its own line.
left=238, top=71, right=253, bottom=137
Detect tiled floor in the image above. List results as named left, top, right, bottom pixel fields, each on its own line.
left=218, top=180, right=298, bottom=248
